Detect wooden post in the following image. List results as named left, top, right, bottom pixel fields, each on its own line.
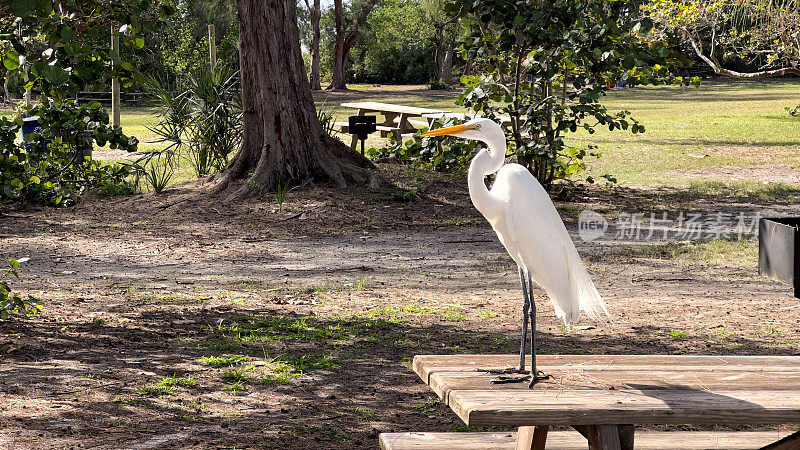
left=110, top=25, right=120, bottom=128
left=24, top=69, right=31, bottom=107
left=208, top=24, right=216, bottom=72
left=20, top=24, right=30, bottom=106
left=516, top=426, right=548, bottom=450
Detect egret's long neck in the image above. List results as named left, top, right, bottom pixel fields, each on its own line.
left=467, top=138, right=506, bottom=218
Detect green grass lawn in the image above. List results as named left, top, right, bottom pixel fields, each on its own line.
left=323, top=80, right=800, bottom=189
left=582, top=80, right=800, bottom=186
left=3, top=79, right=799, bottom=193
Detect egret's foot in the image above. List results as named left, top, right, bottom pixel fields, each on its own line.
left=478, top=367, right=526, bottom=375
left=527, top=370, right=551, bottom=388
left=490, top=374, right=531, bottom=384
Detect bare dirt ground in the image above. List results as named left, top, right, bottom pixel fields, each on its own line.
left=671, top=165, right=800, bottom=184
left=1, top=164, right=799, bottom=449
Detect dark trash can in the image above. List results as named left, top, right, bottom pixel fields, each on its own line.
left=758, top=218, right=800, bottom=298
left=20, top=116, right=92, bottom=163
left=21, top=116, right=44, bottom=152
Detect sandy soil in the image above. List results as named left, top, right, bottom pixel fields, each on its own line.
left=1, top=166, right=799, bottom=449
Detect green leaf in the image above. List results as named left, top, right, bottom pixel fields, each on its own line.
left=41, top=65, right=69, bottom=85
left=8, top=259, right=19, bottom=269
left=34, top=0, right=53, bottom=16
left=3, top=51, right=20, bottom=71
left=134, top=37, right=145, bottom=49
left=8, top=0, right=33, bottom=17
left=60, top=25, right=76, bottom=42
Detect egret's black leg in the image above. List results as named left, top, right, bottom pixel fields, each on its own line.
left=527, top=273, right=551, bottom=388
left=518, top=266, right=529, bottom=372
left=482, top=267, right=531, bottom=382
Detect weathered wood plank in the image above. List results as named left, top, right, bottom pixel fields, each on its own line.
left=449, top=389, right=800, bottom=426
left=415, top=354, right=800, bottom=403
left=380, top=432, right=517, bottom=450
left=425, top=370, right=800, bottom=403
left=414, top=354, right=800, bottom=382
left=378, top=431, right=792, bottom=450
left=413, top=355, right=800, bottom=427
left=514, top=427, right=535, bottom=450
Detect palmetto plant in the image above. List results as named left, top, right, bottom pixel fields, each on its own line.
left=133, top=150, right=176, bottom=194
left=147, top=65, right=243, bottom=178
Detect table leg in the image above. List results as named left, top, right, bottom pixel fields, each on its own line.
left=573, top=425, right=623, bottom=450
left=515, top=425, right=548, bottom=450
left=381, top=112, right=399, bottom=127
left=761, top=429, right=800, bottom=449
left=398, top=113, right=414, bottom=133
left=350, top=109, right=364, bottom=150
left=425, top=117, right=443, bottom=154
left=617, top=425, right=634, bottom=450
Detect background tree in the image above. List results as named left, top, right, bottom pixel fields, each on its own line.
left=644, top=0, right=800, bottom=78
left=452, top=0, right=685, bottom=188
left=347, top=0, right=436, bottom=83
left=420, top=0, right=458, bottom=84
left=212, top=0, right=378, bottom=199
left=329, top=0, right=379, bottom=90
left=302, top=0, right=324, bottom=89
left=154, top=0, right=239, bottom=89
left=0, top=0, right=158, bottom=100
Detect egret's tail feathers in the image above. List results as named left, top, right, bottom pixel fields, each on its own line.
left=566, top=246, right=611, bottom=326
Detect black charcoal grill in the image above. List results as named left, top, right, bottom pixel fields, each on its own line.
left=348, top=115, right=376, bottom=156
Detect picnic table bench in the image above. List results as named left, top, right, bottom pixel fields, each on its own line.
left=383, top=354, right=800, bottom=449
left=340, top=102, right=449, bottom=150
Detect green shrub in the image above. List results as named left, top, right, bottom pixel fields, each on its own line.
left=0, top=101, right=138, bottom=206
left=367, top=124, right=480, bottom=174
left=429, top=79, right=450, bottom=90
left=1, top=258, right=41, bottom=320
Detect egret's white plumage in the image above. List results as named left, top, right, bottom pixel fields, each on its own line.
left=473, top=154, right=609, bottom=326
left=422, top=118, right=609, bottom=385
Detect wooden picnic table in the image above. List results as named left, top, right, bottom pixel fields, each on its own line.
left=422, top=111, right=527, bottom=129
left=413, top=354, right=800, bottom=450
left=341, top=101, right=450, bottom=149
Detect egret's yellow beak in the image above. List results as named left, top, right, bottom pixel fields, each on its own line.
left=421, top=123, right=479, bottom=137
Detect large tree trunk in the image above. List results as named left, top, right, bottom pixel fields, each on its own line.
left=328, top=0, right=378, bottom=90
left=329, top=0, right=348, bottom=90
left=308, top=0, right=322, bottom=90
left=213, top=0, right=377, bottom=201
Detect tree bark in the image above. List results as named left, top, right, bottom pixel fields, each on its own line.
left=330, top=0, right=347, bottom=90
left=432, top=25, right=444, bottom=81
left=213, top=0, right=378, bottom=201
left=306, top=0, right=322, bottom=90
left=328, top=0, right=378, bottom=90
left=441, top=38, right=455, bottom=84
left=1, top=72, right=8, bottom=104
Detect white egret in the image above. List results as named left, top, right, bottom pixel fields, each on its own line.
left=422, top=118, right=610, bottom=387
